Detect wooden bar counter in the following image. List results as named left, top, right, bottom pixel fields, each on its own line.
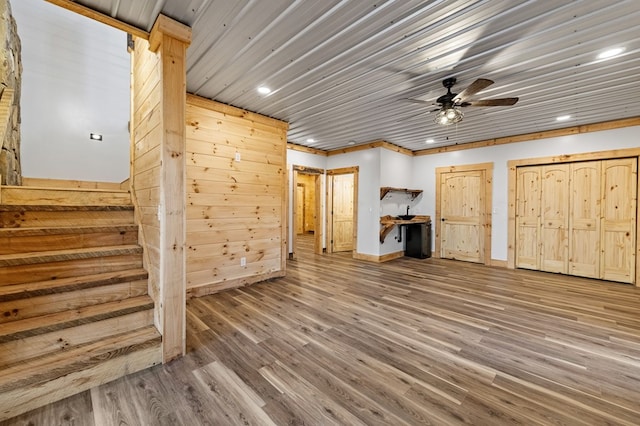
left=379, top=215, right=430, bottom=243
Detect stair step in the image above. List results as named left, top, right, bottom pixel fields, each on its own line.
left=0, top=308, right=154, bottom=370
left=0, top=224, right=138, bottom=236
left=0, top=244, right=142, bottom=267
left=0, top=204, right=134, bottom=212
left=0, top=253, right=143, bottom=286
left=0, top=295, right=154, bottom=343
left=0, top=268, right=148, bottom=302
left=21, top=177, right=125, bottom=191
left=0, top=186, right=131, bottom=206
left=0, top=277, right=148, bottom=324
left=0, top=225, right=139, bottom=254
left=0, top=326, right=161, bottom=421
left=0, top=327, right=160, bottom=390
left=0, top=205, right=134, bottom=228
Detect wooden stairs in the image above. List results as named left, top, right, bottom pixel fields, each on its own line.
left=0, top=183, right=162, bottom=421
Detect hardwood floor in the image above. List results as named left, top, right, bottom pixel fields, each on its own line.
left=4, top=234, right=640, bottom=425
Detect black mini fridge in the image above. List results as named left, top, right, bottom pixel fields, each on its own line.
left=405, top=222, right=431, bottom=259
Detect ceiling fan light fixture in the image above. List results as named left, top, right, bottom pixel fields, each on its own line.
left=435, top=108, right=463, bottom=125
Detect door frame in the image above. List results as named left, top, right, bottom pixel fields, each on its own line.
left=290, top=165, right=324, bottom=259
left=507, top=147, right=640, bottom=285
left=326, top=166, right=359, bottom=255
left=435, top=162, right=493, bottom=265
left=295, top=183, right=305, bottom=235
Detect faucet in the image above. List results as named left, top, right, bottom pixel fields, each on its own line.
left=406, top=205, right=410, bottom=215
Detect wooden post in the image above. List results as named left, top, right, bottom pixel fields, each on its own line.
left=148, top=15, right=191, bottom=362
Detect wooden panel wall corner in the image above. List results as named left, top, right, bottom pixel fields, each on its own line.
left=185, top=96, right=288, bottom=295
left=130, top=35, right=162, bottom=334
left=130, top=14, right=190, bottom=363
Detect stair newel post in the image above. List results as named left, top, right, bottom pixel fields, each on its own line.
left=132, top=15, right=191, bottom=363
left=151, top=15, right=191, bottom=363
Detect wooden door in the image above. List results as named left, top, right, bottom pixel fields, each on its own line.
left=569, top=161, right=601, bottom=278
left=514, top=157, right=637, bottom=284
left=295, top=184, right=304, bottom=234
left=515, top=166, right=541, bottom=269
left=540, top=164, right=569, bottom=273
left=331, top=173, right=355, bottom=252
left=440, top=170, right=484, bottom=262
left=601, top=158, right=637, bottom=283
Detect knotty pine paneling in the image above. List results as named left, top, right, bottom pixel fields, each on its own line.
left=186, top=97, right=288, bottom=296
left=130, top=36, right=162, bottom=328
left=297, top=173, right=316, bottom=233
left=187, top=165, right=282, bottom=186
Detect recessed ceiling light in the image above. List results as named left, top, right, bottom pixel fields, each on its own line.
left=90, top=133, right=103, bottom=141
left=426, top=139, right=435, bottom=144
left=597, top=47, right=624, bottom=60
left=347, top=140, right=356, bottom=146
left=306, top=138, right=315, bottom=143
left=556, top=115, right=571, bottom=122
left=257, top=86, right=271, bottom=94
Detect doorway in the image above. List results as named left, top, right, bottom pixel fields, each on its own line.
left=435, top=163, right=493, bottom=264
left=291, top=165, right=324, bottom=259
left=326, top=167, right=359, bottom=254
left=513, top=157, right=637, bottom=283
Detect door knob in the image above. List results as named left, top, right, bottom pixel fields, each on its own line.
left=441, top=218, right=446, bottom=221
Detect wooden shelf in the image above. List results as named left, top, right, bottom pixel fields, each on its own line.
left=380, top=187, right=423, bottom=200
left=379, top=215, right=430, bottom=243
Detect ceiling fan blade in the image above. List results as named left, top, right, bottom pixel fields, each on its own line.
left=404, top=98, right=435, bottom=105
left=394, top=109, right=433, bottom=123
left=466, top=97, right=519, bottom=107
left=455, top=78, right=494, bottom=101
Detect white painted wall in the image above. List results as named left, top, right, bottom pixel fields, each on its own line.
left=327, top=148, right=381, bottom=256
left=380, top=149, right=413, bottom=188
left=412, top=126, right=640, bottom=261
left=12, top=0, right=130, bottom=182
left=379, top=149, right=414, bottom=255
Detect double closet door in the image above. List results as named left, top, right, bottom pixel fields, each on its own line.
left=516, top=158, right=637, bottom=283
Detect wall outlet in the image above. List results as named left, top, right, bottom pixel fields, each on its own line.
left=235, top=152, right=241, bottom=162
left=240, top=257, right=246, bottom=267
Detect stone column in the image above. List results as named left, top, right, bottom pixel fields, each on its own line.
left=0, top=0, right=21, bottom=186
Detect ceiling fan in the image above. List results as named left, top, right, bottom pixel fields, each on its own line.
left=408, top=77, right=519, bottom=125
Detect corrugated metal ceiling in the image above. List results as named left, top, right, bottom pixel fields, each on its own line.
left=58, top=0, right=640, bottom=151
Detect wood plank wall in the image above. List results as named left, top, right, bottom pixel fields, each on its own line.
left=297, top=173, right=316, bottom=233
left=185, top=95, right=288, bottom=297
left=130, top=36, right=163, bottom=331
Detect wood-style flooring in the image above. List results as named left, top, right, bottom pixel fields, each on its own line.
left=4, top=234, right=640, bottom=425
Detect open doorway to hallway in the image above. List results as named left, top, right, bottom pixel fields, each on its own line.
left=291, top=165, right=323, bottom=259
